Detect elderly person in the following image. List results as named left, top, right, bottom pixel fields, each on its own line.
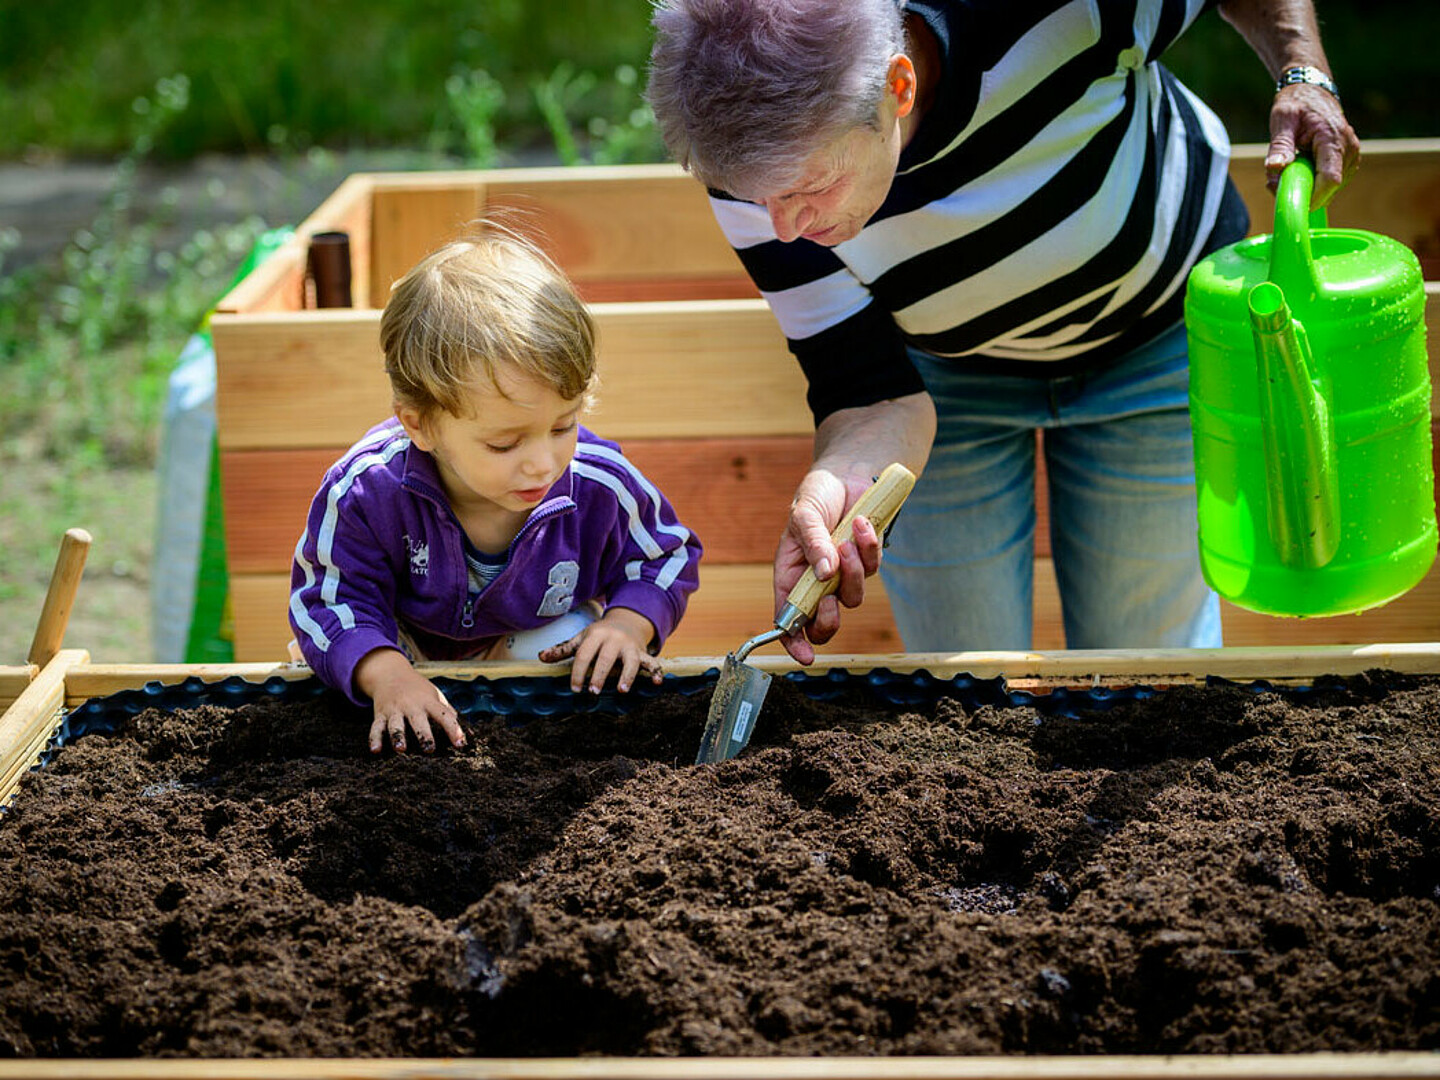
left=645, top=0, right=1360, bottom=661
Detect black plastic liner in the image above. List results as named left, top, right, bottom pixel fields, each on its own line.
left=47, top=664, right=1342, bottom=758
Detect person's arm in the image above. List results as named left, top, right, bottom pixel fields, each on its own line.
left=705, top=193, right=933, bottom=662
left=1216, top=0, right=1360, bottom=208
left=775, top=390, right=936, bottom=664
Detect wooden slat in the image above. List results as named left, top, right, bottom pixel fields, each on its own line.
left=483, top=172, right=748, bottom=284
left=0, top=665, right=37, bottom=715
left=589, top=300, right=808, bottom=438
left=59, top=645, right=1440, bottom=706
left=211, top=301, right=807, bottom=451
left=223, top=437, right=821, bottom=574
left=0, top=649, right=88, bottom=808
left=216, top=242, right=306, bottom=315
left=211, top=310, right=387, bottom=452
left=1229, top=139, right=1440, bottom=269
left=228, top=565, right=904, bottom=663
left=219, top=448, right=330, bottom=573
left=228, top=532, right=1440, bottom=664
left=0, top=1050, right=1437, bottom=1080
left=369, top=184, right=484, bottom=303
left=575, top=276, right=757, bottom=303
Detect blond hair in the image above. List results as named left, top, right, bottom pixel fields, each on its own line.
left=380, top=228, right=595, bottom=422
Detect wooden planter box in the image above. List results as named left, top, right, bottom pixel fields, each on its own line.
left=210, top=142, right=1440, bottom=663
left=2, top=645, right=1440, bottom=1078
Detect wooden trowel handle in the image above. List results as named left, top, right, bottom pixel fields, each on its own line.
left=783, top=463, right=917, bottom=620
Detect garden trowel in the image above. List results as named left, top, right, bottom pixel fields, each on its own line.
left=696, top=463, right=917, bottom=764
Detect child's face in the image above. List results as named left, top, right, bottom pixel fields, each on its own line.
left=397, top=368, right=584, bottom=518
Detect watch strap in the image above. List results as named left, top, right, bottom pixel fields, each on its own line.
left=1276, top=65, right=1341, bottom=102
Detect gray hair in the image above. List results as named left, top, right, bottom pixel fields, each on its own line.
left=646, top=0, right=907, bottom=196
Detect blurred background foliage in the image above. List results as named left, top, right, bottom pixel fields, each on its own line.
left=1, top=0, right=1433, bottom=163
left=0, top=0, right=659, bottom=162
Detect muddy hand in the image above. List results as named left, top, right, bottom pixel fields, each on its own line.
left=540, top=616, right=664, bottom=694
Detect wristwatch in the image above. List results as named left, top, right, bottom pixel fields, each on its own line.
left=1276, top=65, right=1340, bottom=102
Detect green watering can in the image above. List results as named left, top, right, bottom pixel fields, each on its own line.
left=1185, top=158, right=1436, bottom=617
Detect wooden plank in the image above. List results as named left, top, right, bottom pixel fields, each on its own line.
left=0, top=649, right=88, bottom=809
left=1229, top=138, right=1440, bottom=271
left=218, top=448, right=329, bottom=573
left=483, top=172, right=747, bottom=284
left=369, top=184, right=484, bottom=304
left=0, top=1050, right=1437, bottom=1079
left=1220, top=560, right=1440, bottom=646
left=222, top=436, right=821, bottom=574
left=228, top=535, right=1440, bottom=665
left=213, top=238, right=307, bottom=316
left=588, top=301, right=807, bottom=438
left=575, top=276, right=758, bottom=303
left=59, top=643, right=1440, bottom=703
left=211, top=310, right=388, bottom=451
left=0, top=665, right=37, bottom=715
left=227, top=565, right=904, bottom=663
left=211, top=301, right=807, bottom=451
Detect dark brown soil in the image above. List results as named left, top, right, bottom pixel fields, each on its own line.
left=1, top=671, right=1437, bottom=1058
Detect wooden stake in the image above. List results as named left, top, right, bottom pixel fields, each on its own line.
left=27, top=528, right=92, bottom=668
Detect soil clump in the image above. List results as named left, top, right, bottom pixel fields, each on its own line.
left=0, top=671, right=1437, bottom=1057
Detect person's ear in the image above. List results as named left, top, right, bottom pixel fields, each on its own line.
left=395, top=404, right=434, bottom=451
left=887, top=54, right=917, bottom=119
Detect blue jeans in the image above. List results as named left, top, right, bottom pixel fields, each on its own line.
left=880, top=321, right=1222, bottom=651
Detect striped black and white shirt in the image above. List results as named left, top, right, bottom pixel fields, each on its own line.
left=710, top=0, right=1248, bottom=422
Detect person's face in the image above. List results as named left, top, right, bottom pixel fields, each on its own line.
left=397, top=366, right=583, bottom=518
left=749, top=54, right=917, bottom=247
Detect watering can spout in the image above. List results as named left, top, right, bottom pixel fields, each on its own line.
left=1247, top=280, right=1341, bottom=570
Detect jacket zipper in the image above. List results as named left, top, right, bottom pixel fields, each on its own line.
left=402, top=473, right=573, bottom=637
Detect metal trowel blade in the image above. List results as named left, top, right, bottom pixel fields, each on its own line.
left=695, top=654, right=773, bottom=764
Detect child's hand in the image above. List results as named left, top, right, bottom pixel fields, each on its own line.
left=354, top=647, right=467, bottom=755
left=539, top=609, right=664, bottom=694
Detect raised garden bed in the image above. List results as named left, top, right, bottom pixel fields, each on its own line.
left=1, top=655, right=1437, bottom=1067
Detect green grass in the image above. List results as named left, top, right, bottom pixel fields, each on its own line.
left=0, top=0, right=660, bottom=160
left=0, top=461, right=156, bottom=666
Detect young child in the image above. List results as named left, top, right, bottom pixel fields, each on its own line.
left=289, top=230, right=703, bottom=755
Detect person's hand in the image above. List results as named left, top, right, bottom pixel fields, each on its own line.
left=1265, top=83, right=1360, bottom=209
left=354, top=647, right=467, bottom=755
left=775, top=468, right=886, bottom=665
left=539, top=608, right=664, bottom=693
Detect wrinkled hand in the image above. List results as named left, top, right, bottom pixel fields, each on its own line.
left=356, top=647, right=467, bottom=755
left=775, top=468, right=885, bottom=665
left=539, top=608, right=664, bottom=694
left=1266, top=84, right=1360, bottom=209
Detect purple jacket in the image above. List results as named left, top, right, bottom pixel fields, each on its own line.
left=289, top=420, right=702, bottom=704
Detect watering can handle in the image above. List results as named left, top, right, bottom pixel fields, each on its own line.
left=1268, top=158, right=1327, bottom=309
